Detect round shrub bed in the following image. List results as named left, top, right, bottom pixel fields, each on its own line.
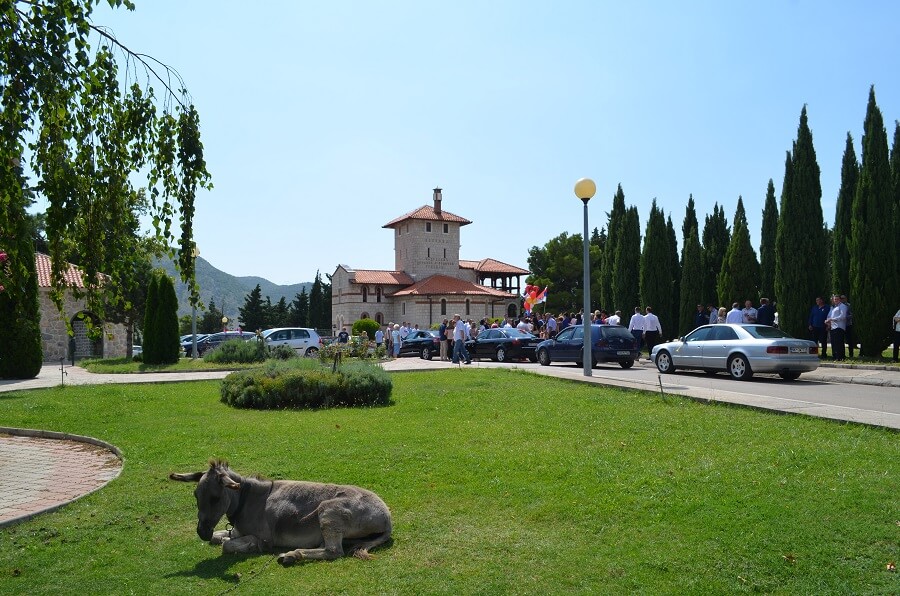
left=220, top=359, right=392, bottom=409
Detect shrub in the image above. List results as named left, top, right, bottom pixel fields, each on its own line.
left=204, top=338, right=267, bottom=364
left=352, top=318, right=380, bottom=340
left=268, top=344, right=298, bottom=360
left=220, top=359, right=392, bottom=409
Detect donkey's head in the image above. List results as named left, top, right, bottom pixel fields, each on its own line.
left=170, top=459, right=241, bottom=541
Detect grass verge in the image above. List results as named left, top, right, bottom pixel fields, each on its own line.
left=0, top=369, right=897, bottom=594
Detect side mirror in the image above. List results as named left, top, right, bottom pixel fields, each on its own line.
left=679, top=336, right=685, bottom=342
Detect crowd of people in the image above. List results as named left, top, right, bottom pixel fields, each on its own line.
left=370, top=294, right=900, bottom=364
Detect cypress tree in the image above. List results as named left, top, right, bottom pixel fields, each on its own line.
left=701, top=203, right=730, bottom=306
left=600, top=185, right=626, bottom=311
left=832, top=133, right=859, bottom=296
left=640, top=200, right=670, bottom=333
left=759, top=180, right=778, bottom=303
left=775, top=106, right=826, bottom=338
left=718, top=198, right=760, bottom=307
left=142, top=272, right=160, bottom=363
left=890, top=121, right=900, bottom=308
left=290, top=288, right=310, bottom=327
left=308, top=272, right=325, bottom=331
left=681, top=195, right=698, bottom=252
left=156, top=273, right=181, bottom=364
left=665, top=214, right=680, bottom=339
left=613, top=206, right=641, bottom=326
left=850, top=87, right=895, bottom=356
left=679, top=226, right=703, bottom=337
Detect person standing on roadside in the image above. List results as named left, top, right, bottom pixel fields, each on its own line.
left=451, top=314, right=471, bottom=364
left=893, top=308, right=900, bottom=362
left=741, top=300, right=758, bottom=323
left=643, top=306, right=662, bottom=355
left=808, top=297, right=829, bottom=358
left=825, top=295, right=848, bottom=361
left=756, top=298, right=775, bottom=326
left=390, top=324, right=401, bottom=358
left=725, top=302, right=743, bottom=324
left=628, top=306, right=645, bottom=357
left=693, top=304, right=707, bottom=329
left=374, top=326, right=384, bottom=349
left=438, top=318, right=449, bottom=361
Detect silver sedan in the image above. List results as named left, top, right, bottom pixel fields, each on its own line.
left=650, top=324, right=820, bottom=381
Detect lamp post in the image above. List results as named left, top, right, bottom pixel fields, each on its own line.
left=222, top=316, right=228, bottom=332
left=574, top=177, right=596, bottom=377
left=191, top=245, right=200, bottom=359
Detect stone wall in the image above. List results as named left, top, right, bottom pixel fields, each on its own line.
left=38, top=290, right=128, bottom=362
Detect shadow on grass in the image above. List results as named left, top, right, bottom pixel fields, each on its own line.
left=164, top=552, right=263, bottom=582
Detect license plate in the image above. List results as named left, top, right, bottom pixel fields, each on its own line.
left=617, top=350, right=630, bottom=355
left=789, top=346, right=806, bottom=353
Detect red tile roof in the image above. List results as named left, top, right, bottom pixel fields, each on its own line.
left=35, top=252, right=86, bottom=288
left=383, top=205, right=472, bottom=228
left=390, top=274, right=516, bottom=298
left=352, top=270, right=415, bottom=285
left=462, top=258, right=529, bottom=275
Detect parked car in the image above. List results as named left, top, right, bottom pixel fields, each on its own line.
left=536, top=324, right=638, bottom=368
left=398, top=329, right=441, bottom=359
left=465, top=327, right=541, bottom=362
left=132, top=345, right=143, bottom=357
left=183, top=331, right=254, bottom=357
left=261, top=327, right=322, bottom=357
left=650, top=324, right=819, bottom=381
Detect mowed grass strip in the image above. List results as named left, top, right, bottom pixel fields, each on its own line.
left=0, top=369, right=896, bottom=594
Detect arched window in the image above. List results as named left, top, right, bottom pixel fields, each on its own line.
left=402, top=302, right=406, bottom=315
left=375, top=312, right=383, bottom=324
left=441, top=299, right=447, bottom=315
left=362, top=287, right=368, bottom=302
left=376, top=287, right=382, bottom=303
left=465, top=299, right=471, bottom=316
left=360, top=312, right=369, bottom=320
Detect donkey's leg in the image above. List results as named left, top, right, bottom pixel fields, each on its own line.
left=278, top=500, right=349, bottom=565
left=222, top=534, right=261, bottom=554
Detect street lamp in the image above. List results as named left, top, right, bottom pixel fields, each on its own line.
left=574, top=177, right=596, bottom=377
left=191, top=245, right=200, bottom=359
left=222, top=316, right=228, bottom=332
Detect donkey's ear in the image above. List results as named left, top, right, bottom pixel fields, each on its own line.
left=216, top=471, right=241, bottom=490
left=170, top=472, right=205, bottom=482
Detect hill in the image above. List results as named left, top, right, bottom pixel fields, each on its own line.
left=154, top=256, right=311, bottom=320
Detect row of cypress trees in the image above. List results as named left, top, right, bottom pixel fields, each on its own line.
left=593, top=86, right=898, bottom=355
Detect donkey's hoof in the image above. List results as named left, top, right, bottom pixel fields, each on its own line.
left=277, top=552, right=299, bottom=566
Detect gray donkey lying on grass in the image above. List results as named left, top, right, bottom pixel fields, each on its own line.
left=170, top=459, right=392, bottom=565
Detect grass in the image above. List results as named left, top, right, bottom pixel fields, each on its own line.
left=0, top=369, right=897, bottom=594
left=78, top=356, right=259, bottom=374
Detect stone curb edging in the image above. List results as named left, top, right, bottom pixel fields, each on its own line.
left=0, top=427, right=124, bottom=529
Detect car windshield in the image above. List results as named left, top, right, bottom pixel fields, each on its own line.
left=502, top=328, right=535, bottom=338
left=601, top=327, right=634, bottom=339
left=743, top=325, right=794, bottom=339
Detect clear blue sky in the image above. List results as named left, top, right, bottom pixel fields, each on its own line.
left=56, top=1, right=900, bottom=284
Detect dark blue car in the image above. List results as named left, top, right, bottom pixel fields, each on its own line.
left=536, top=324, right=639, bottom=369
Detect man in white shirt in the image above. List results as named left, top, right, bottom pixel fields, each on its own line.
left=642, top=306, right=662, bottom=355
left=451, top=314, right=472, bottom=364
left=606, top=310, right=622, bottom=326
left=725, top=303, right=743, bottom=324
left=628, top=307, right=645, bottom=356
left=824, top=295, right=848, bottom=361
left=741, top=300, right=758, bottom=323
left=545, top=313, right=558, bottom=338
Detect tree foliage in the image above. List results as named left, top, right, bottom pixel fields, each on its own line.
left=701, top=203, right=730, bottom=306
left=775, top=106, right=826, bottom=338
left=759, top=179, right=778, bottom=303
left=717, top=197, right=760, bottom=306
left=678, top=226, right=703, bottom=337
left=154, top=271, right=180, bottom=364
left=198, top=297, right=224, bottom=334
left=527, top=232, right=585, bottom=313
left=850, top=87, right=895, bottom=356
left=238, top=284, right=267, bottom=332
left=612, top=206, right=641, bottom=326
left=639, top=200, right=670, bottom=333
left=289, top=288, right=310, bottom=327
left=599, top=185, right=626, bottom=311
left=0, top=201, right=41, bottom=378
left=831, top=133, right=859, bottom=297
left=0, top=0, right=210, bottom=339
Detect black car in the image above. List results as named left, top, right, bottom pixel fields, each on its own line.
left=398, top=330, right=441, bottom=359
left=465, top=328, right=541, bottom=362
left=183, top=331, right=255, bottom=357
left=536, top=324, right=638, bottom=368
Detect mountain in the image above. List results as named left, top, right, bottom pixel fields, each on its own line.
left=154, top=256, right=311, bottom=320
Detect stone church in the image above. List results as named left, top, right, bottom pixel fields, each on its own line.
left=331, top=189, right=528, bottom=331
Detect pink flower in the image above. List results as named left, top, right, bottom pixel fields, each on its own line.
left=0, top=251, right=6, bottom=263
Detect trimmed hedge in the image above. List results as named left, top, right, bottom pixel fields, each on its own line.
left=220, top=359, right=392, bottom=410
left=204, top=338, right=267, bottom=364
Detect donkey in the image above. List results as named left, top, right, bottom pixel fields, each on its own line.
left=170, top=459, right=392, bottom=565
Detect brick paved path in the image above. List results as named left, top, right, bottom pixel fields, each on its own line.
left=0, top=433, right=122, bottom=528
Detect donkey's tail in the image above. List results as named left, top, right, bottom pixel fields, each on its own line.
left=347, top=529, right=392, bottom=560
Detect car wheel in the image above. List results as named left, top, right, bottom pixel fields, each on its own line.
left=421, top=346, right=433, bottom=360
left=496, top=347, right=508, bottom=362
left=537, top=348, right=550, bottom=366
left=655, top=350, right=675, bottom=374
left=304, top=347, right=319, bottom=358
left=728, top=354, right=753, bottom=380
left=619, top=359, right=634, bottom=369
left=779, top=371, right=801, bottom=381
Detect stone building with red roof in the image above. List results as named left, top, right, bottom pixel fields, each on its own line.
left=331, top=189, right=528, bottom=331
left=35, top=253, right=127, bottom=361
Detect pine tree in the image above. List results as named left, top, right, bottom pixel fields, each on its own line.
left=831, top=133, right=859, bottom=296
left=850, top=87, right=896, bottom=356
left=613, top=207, right=641, bottom=326
left=238, top=284, right=267, bottom=332
left=272, top=297, right=289, bottom=328
left=600, top=185, right=626, bottom=311
left=775, top=106, right=826, bottom=338
left=290, top=288, right=310, bottom=327
left=199, top=298, right=224, bottom=334
left=679, top=226, right=703, bottom=337
left=701, top=203, right=730, bottom=306
left=142, top=273, right=160, bottom=363
left=759, top=180, right=778, bottom=303
left=640, top=200, right=670, bottom=333
left=718, top=198, right=760, bottom=307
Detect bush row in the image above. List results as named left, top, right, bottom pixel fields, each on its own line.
left=220, top=359, right=392, bottom=410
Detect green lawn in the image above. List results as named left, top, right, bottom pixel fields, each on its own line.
left=0, top=369, right=897, bottom=594
left=78, top=356, right=257, bottom=373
